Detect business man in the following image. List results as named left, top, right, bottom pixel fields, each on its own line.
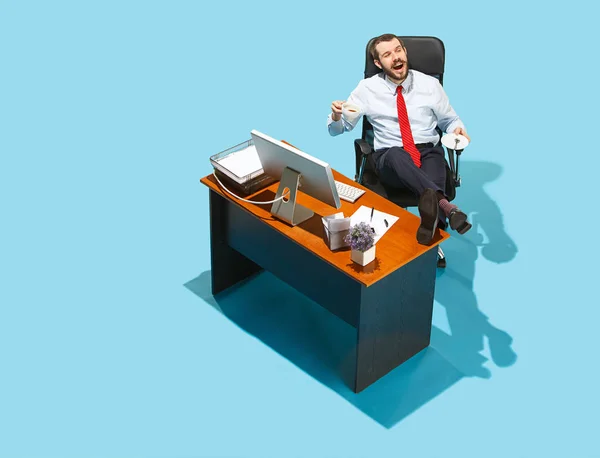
left=328, top=33, right=472, bottom=245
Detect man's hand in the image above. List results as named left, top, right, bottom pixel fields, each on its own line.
left=331, top=100, right=345, bottom=121
left=454, top=127, right=471, bottom=143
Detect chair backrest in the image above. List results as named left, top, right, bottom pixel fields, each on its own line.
left=364, top=36, right=445, bottom=81
left=362, top=36, right=446, bottom=143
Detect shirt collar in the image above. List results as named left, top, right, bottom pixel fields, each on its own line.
left=383, top=70, right=413, bottom=94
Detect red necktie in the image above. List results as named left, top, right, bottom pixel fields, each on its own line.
left=396, top=85, right=421, bottom=168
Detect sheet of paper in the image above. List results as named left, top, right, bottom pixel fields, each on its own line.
left=216, top=145, right=263, bottom=181
left=350, top=205, right=400, bottom=244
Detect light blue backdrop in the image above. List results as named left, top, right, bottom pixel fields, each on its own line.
left=1, top=1, right=598, bottom=457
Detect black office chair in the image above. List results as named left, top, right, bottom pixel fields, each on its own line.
left=353, top=36, right=463, bottom=268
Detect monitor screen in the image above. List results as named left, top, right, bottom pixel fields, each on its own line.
left=250, top=130, right=341, bottom=210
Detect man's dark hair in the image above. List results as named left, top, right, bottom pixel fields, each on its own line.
left=369, top=34, right=405, bottom=61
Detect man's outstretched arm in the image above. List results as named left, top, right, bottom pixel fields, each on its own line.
left=433, top=81, right=471, bottom=142
left=327, top=100, right=346, bottom=136
left=327, top=83, right=366, bottom=136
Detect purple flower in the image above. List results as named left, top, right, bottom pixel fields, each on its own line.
left=344, top=222, right=375, bottom=252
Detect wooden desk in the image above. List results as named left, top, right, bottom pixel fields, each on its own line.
left=201, top=170, right=449, bottom=393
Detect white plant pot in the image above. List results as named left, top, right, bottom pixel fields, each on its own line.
left=351, top=245, right=376, bottom=266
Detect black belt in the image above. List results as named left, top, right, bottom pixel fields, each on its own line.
left=375, top=142, right=439, bottom=155
left=376, top=142, right=436, bottom=154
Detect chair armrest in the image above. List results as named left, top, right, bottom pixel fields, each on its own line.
left=355, top=139, right=374, bottom=156
left=354, top=139, right=374, bottom=184
left=444, top=147, right=462, bottom=187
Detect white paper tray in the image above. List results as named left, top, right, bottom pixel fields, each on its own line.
left=210, top=139, right=265, bottom=185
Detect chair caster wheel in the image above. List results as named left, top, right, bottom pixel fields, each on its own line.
left=437, top=257, right=446, bottom=268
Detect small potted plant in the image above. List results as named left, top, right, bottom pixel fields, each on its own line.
left=344, top=222, right=376, bottom=266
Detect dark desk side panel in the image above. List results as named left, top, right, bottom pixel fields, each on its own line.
left=210, top=191, right=263, bottom=295
left=355, top=248, right=437, bottom=392
left=223, top=200, right=361, bottom=328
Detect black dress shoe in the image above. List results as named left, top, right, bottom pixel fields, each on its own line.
left=417, top=188, right=439, bottom=245
left=449, top=208, right=472, bottom=234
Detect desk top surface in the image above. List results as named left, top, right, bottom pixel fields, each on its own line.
left=201, top=169, right=449, bottom=287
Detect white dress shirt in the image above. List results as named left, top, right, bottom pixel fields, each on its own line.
left=327, top=70, right=464, bottom=151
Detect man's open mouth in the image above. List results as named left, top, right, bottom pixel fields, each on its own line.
left=393, top=62, right=404, bottom=70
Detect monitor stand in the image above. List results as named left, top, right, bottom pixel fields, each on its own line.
left=270, top=167, right=314, bottom=226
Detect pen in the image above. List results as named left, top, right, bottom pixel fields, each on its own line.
left=384, top=219, right=388, bottom=227
left=370, top=207, right=374, bottom=222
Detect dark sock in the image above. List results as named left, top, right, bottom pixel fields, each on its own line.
left=439, top=198, right=457, bottom=217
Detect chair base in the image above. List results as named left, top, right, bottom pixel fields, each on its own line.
left=437, top=246, right=446, bottom=268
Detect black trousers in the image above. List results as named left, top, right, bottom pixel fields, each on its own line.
left=373, top=143, right=448, bottom=227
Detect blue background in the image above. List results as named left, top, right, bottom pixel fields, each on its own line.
left=1, top=1, right=598, bottom=457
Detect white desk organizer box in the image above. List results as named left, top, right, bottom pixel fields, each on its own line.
left=322, top=212, right=351, bottom=251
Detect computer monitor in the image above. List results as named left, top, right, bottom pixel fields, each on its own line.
left=250, top=129, right=341, bottom=226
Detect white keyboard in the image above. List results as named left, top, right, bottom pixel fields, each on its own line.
left=335, top=180, right=366, bottom=203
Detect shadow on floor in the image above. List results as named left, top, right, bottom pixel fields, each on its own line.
left=432, top=160, right=518, bottom=376
left=185, top=270, right=464, bottom=428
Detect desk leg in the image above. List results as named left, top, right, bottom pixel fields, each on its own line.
left=209, top=190, right=263, bottom=295
left=354, top=248, right=438, bottom=393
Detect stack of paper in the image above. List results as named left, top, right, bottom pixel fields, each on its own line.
left=213, top=144, right=263, bottom=184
